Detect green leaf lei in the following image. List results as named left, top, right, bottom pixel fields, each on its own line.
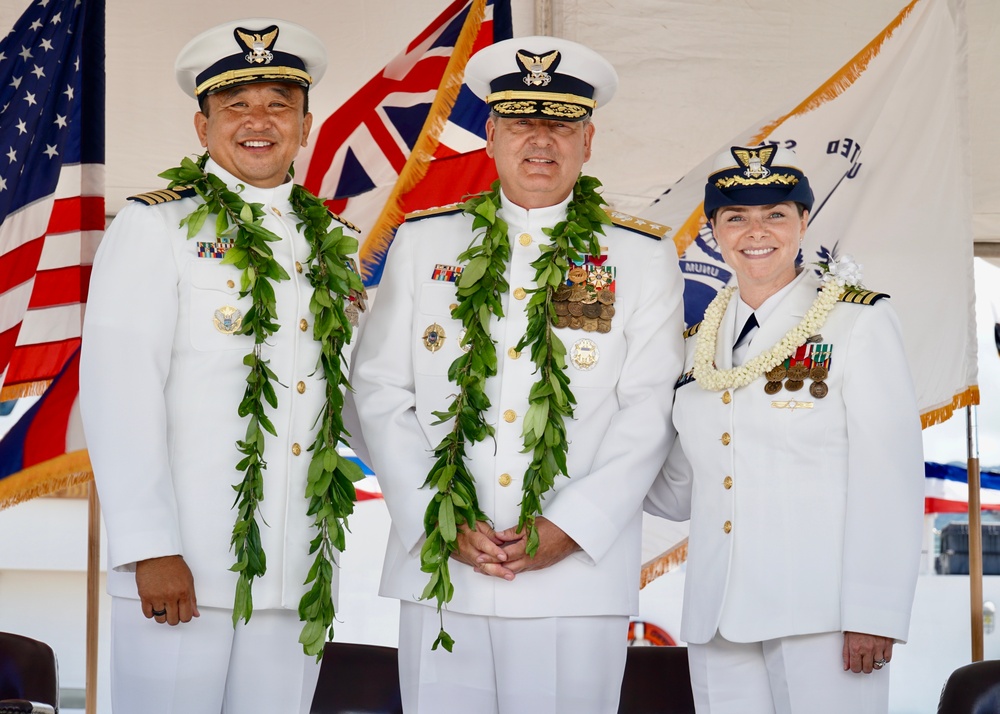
left=420, top=175, right=611, bottom=651
left=158, top=153, right=366, bottom=659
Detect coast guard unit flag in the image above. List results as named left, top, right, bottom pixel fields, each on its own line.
left=0, top=0, right=104, bottom=508
left=642, top=0, right=976, bottom=428
left=301, top=0, right=512, bottom=285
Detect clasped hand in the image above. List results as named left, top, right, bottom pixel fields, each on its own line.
left=450, top=517, right=580, bottom=580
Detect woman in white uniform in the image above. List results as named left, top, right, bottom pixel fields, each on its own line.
left=646, top=144, right=924, bottom=714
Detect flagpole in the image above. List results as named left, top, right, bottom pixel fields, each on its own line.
left=967, top=405, right=984, bottom=661
left=86, top=484, right=101, bottom=713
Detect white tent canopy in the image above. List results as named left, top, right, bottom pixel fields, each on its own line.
left=2, top=0, right=995, bottom=252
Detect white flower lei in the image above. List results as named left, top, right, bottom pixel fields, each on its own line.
left=692, top=277, right=845, bottom=391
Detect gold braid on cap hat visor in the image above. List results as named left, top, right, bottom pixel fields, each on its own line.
left=195, top=66, right=313, bottom=97
left=713, top=173, right=801, bottom=189
left=492, top=100, right=589, bottom=119
left=486, top=89, right=597, bottom=108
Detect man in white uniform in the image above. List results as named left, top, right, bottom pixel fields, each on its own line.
left=349, top=36, right=685, bottom=714
left=80, top=18, right=365, bottom=713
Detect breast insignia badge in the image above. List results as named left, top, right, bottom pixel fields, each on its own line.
left=570, top=338, right=600, bottom=371
left=423, top=323, right=445, bottom=352
left=213, top=306, right=243, bottom=334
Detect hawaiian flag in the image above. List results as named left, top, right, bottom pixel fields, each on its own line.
left=0, top=0, right=104, bottom=508
left=300, top=0, right=512, bottom=286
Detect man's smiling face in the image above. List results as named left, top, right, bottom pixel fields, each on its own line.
left=194, top=81, right=312, bottom=188
left=485, top=115, right=594, bottom=209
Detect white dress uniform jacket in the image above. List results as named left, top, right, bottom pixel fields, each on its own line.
left=646, top=271, right=924, bottom=645
left=350, top=191, right=685, bottom=617
left=80, top=159, right=359, bottom=610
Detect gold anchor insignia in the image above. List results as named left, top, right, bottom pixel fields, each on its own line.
left=733, top=145, right=775, bottom=179
left=516, top=49, right=559, bottom=87
left=236, top=27, right=278, bottom=65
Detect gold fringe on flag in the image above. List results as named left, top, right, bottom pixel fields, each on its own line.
left=921, top=385, right=980, bottom=429
left=359, top=0, right=488, bottom=282
left=639, top=537, right=688, bottom=589
left=672, top=0, right=923, bottom=259
left=1, top=379, right=53, bottom=401
left=0, top=450, right=93, bottom=511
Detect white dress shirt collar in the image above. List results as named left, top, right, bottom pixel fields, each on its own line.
left=498, top=189, right=572, bottom=232
left=204, top=158, right=294, bottom=209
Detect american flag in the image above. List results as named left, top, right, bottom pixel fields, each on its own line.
left=301, top=0, right=511, bottom=285
left=0, top=0, right=104, bottom=508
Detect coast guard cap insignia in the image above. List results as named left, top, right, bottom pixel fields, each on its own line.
left=423, top=323, right=445, bottom=352
left=733, top=145, right=775, bottom=180
left=214, top=306, right=243, bottom=334
left=517, top=49, right=559, bottom=87
left=236, top=26, right=278, bottom=65
left=570, top=338, right=599, bottom=371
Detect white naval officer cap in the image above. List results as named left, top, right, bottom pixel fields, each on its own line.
left=464, top=35, right=618, bottom=122
left=174, top=17, right=327, bottom=100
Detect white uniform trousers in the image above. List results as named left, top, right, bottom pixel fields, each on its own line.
left=687, top=631, right=890, bottom=714
left=398, top=601, right=628, bottom=714
left=110, top=598, right=320, bottom=714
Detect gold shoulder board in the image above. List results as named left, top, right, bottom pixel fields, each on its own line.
left=839, top=289, right=889, bottom=305
left=606, top=210, right=671, bottom=240
left=328, top=210, right=361, bottom=234
left=127, top=186, right=197, bottom=206
left=404, top=203, right=464, bottom=222
left=683, top=322, right=702, bottom=339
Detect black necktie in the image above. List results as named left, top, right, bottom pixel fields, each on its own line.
left=735, top=313, right=758, bottom=349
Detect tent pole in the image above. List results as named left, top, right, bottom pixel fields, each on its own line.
left=967, top=404, right=984, bottom=661
left=86, top=484, right=101, bottom=713
left=535, top=0, right=553, bottom=35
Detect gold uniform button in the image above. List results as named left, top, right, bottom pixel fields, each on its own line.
left=295, top=261, right=303, bottom=274
left=508, top=347, right=521, bottom=359
left=721, top=432, right=731, bottom=446
left=296, top=381, right=306, bottom=394
left=449, top=303, right=458, bottom=311
left=226, top=279, right=235, bottom=289
left=723, top=520, right=732, bottom=534
left=299, top=319, right=309, bottom=332
left=291, top=443, right=302, bottom=456
left=723, top=476, right=733, bottom=490
left=518, top=233, right=532, bottom=246
left=722, top=391, right=731, bottom=404
left=503, top=409, right=517, bottom=423
left=513, top=287, right=527, bottom=300
left=499, top=473, right=512, bottom=487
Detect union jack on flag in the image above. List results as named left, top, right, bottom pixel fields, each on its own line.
left=0, top=0, right=104, bottom=507
left=301, top=0, right=512, bottom=285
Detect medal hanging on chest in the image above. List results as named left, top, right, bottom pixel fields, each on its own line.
left=762, top=342, right=833, bottom=398
left=552, top=254, right=616, bottom=333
